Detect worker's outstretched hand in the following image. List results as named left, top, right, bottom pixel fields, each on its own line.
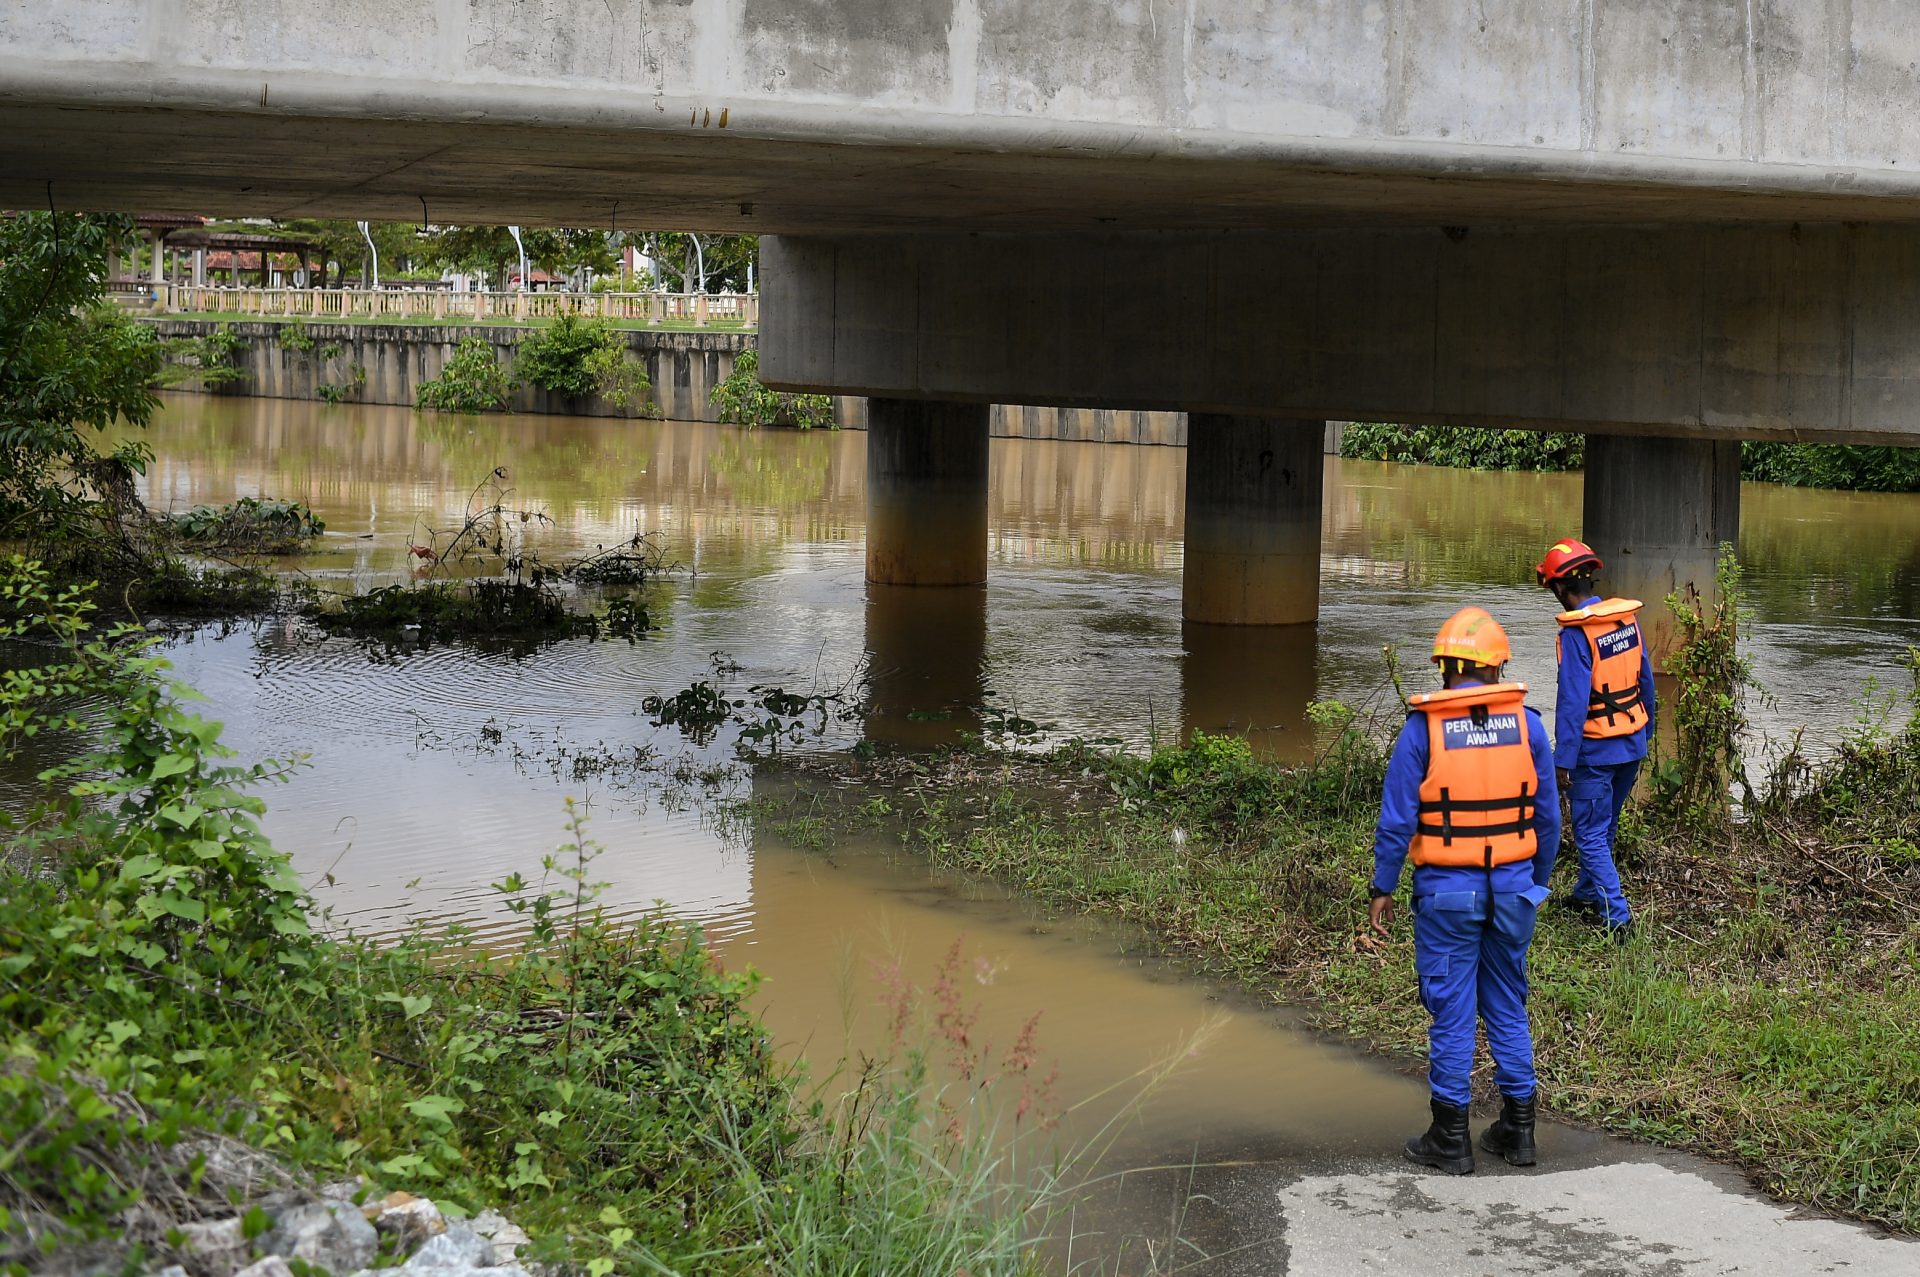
left=1555, top=766, right=1572, bottom=793
left=1368, top=894, right=1396, bottom=937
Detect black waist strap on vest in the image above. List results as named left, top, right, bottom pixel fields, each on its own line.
left=1587, top=681, right=1644, bottom=726
left=1416, top=784, right=1536, bottom=844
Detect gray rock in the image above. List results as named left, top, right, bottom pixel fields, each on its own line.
left=403, top=1225, right=493, bottom=1270
left=259, top=1200, right=378, bottom=1274
left=233, top=1260, right=295, bottom=1277
left=177, top=1215, right=248, bottom=1269
left=318, top=1177, right=368, bottom=1203
left=466, top=1210, right=529, bottom=1262
left=149, top=1267, right=190, bottom=1277
left=372, top=1194, right=446, bottom=1248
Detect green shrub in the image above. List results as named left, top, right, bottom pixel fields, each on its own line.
left=416, top=337, right=516, bottom=413
left=1341, top=423, right=1920, bottom=493
left=517, top=314, right=655, bottom=415
left=712, top=349, right=834, bottom=430
left=1340, top=422, right=1585, bottom=470
left=274, top=318, right=316, bottom=353
left=517, top=312, right=608, bottom=397
left=1741, top=441, right=1920, bottom=493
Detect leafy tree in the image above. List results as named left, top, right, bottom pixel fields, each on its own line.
left=234, top=219, right=423, bottom=287
left=0, top=211, right=164, bottom=555
left=638, top=233, right=757, bottom=293
left=1741, top=442, right=1920, bottom=493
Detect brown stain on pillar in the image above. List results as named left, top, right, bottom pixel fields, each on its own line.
left=865, top=397, right=991, bottom=586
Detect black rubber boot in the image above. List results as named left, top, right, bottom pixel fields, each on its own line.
left=1479, top=1093, right=1538, bottom=1166
left=1404, top=1098, right=1474, bottom=1174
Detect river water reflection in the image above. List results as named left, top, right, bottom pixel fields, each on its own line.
left=106, top=395, right=1920, bottom=1235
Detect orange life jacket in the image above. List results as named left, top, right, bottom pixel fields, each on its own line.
left=1556, top=598, right=1650, bottom=739
left=1407, top=683, right=1540, bottom=869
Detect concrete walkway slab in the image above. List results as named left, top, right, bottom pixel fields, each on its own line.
left=1275, top=1162, right=1911, bottom=1275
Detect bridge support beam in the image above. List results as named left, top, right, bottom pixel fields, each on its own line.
left=1583, top=434, right=1742, bottom=664
left=1183, top=414, right=1324, bottom=626
left=865, top=398, right=990, bottom=586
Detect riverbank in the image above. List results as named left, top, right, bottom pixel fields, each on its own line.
left=0, top=563, right=1047, bottom=1277
left=141, top=318, right=1281, bottom=447
left=754, top=668, right=1920, bottom=1235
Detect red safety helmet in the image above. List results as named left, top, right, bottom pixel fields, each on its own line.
left=1535, top=537, right=1604, bottom=586
left=1431, top=606, right=1512, bottom=668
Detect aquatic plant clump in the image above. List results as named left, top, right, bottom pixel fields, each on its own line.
left=307, top=579, right=649, bottom=652
left=163, top=497, right=326, bottom=554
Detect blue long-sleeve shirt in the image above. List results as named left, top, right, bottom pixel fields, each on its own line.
left=1554, top=595, right=1657, bottom=769
left=1372, top=684, right=1561, bottom=898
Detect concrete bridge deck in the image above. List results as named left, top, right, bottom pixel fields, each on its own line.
left=6, top=2, right=1919, bottom=635
left=8, top=2, right=1920, bottom=229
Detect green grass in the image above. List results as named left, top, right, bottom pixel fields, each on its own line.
left=760, top=712, right=1920, bottom=1234
left=158, top=310, right=754, bottom=333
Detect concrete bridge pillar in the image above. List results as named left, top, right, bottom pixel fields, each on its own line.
left=862, top=583, right=987, bottom=748
left=1582, top=434, right=1742, bottom=664
left=865, top=398, right=990, bottom=586
left=1182, top=415, right=1325, bottom=626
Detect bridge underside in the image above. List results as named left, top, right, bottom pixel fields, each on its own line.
left=10, top=0, right=1919, bottom=644
left=762, top=227, right=1920, bottom=447
left=11, top=99, right=1920, bottom=233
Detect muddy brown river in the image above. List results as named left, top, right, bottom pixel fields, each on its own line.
left=64, top=395, right=1920, bottom=1260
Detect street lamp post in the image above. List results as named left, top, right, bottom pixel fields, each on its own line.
left=357, top=220, right=380, bottom=289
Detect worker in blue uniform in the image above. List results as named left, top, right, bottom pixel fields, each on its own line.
left=1369, top=606, right=1561, bottom=1174
left=1535, top=538, right=1658, bottom=936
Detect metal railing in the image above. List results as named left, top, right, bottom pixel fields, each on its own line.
left=158, top=286, right=758, bottom=327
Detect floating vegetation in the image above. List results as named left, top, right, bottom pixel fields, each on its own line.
left=642, top=653, right=862, bottom=753
left=163, top=497, right=326, bottom=554
left=307, top=579, right=649, bottom=655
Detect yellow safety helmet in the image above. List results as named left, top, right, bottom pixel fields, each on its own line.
left=1430, top=606, right=1512, bottom=668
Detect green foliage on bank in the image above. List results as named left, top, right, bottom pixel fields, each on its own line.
left=516, top=313, right=656, bottom=416
left=1340, top=422, right=1587, bottom=471
left=415, top=336, right=517, bottom=413
left=1739, top=441, right=1920, bottom=492
left=712, top=349, right=835, bottom=430
left=0, top=213, right=297, bottom=616
left=1340, top=422, right=1920, bottom=492
left=0, top=212, right=165, bottom=552
left=0, top=558, right=1044, bottom=1276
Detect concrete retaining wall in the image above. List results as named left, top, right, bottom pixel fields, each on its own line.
left=147, top=319, right=1234, bottom=447
left=148, top=320, right=746, bottom=423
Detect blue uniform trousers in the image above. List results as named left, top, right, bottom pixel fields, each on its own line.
left=1413, top=886, right=1541, bottom=1106
left=1567, top=760, right=1638, bottom=926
